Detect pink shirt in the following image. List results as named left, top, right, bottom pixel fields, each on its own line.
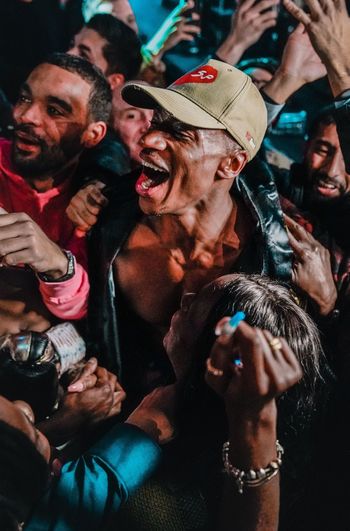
left=0, top=138, right=89, bottom=320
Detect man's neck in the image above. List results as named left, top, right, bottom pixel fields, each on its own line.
left=177, top=189, right=236, bottom=243
left=24, top=162, right=77, bottom=193
left=149, top=187, right=247, bottom=261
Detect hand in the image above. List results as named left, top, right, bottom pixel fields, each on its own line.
left=66, top=181, right=108, bottom=234
left=0, top=212, right=68, bottom=278
left=66, top=357, right=99, bottom=392
left=284, top=214, right=337, bottom=315
left=278, top=23, right=326, bottom=85
left=205, top=320, right=302, bottom=422
left=143, top=0, right=201, bottom=61
left=160, top=1, right=201, bottom=56
left=263, top=23, right=326, bottom=103
left=39, top=367, right=126, bottom=445
left=283, top=0, right=350, bottom=97
left=216, top=0, right=279, bottom=65
left=61, top=366, right=126, bottom=424
left=208, top=321, right=294, bottom=528
left=127, top=384, right=178, bottom=444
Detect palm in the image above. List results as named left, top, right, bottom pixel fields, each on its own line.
left=281, top=26, right=326, bottom=84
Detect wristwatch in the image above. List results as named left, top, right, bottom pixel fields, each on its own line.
left=37, top=250, right=75, bottom=283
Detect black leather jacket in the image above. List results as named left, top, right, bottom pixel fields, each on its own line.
left=87, top=158, right=293, bottom=375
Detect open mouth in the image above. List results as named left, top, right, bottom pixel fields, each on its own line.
left=315, top=179, right=340, bottom=197
left=136, top=161, right=170, bottom=197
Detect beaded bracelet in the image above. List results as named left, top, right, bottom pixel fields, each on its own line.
left=222, top=440, right=284, bottom=494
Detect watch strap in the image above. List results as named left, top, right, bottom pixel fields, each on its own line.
left=37, top=250, right=75, bottom=283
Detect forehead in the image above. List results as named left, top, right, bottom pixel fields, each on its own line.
left=75, top=27, right=108, bottom=52
left=25, top=63, right=92, bottom=113
left=153, top=108, right=221, bottom=138
left=111, top=0, right=134, bottom=17
left=0, top=396, right=33, bottom=439
left=312, top=122, right=339, bottom=144
left=188, top=277, right=233, bottom=318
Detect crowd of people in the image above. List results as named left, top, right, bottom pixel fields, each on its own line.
left=0, top=0, right=350, bottom=529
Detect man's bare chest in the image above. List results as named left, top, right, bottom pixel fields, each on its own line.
left=114, top=219, right=248, bottom=327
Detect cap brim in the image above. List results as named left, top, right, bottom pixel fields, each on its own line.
left=122, top=82, right=226, bottom=131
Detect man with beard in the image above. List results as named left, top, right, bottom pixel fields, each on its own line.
left=274, top=110, right=350, bottom=250
left=0, top=52, right=110, bottom=334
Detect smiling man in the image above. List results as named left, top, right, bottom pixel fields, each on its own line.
left=0, top=53, right=110, bottom=333
left=274, top=109, right=350, bottom=250
left=87, top=59, right=293, bottom=393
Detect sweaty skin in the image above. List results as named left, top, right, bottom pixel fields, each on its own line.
left=114, top=112, right=253, bottom=356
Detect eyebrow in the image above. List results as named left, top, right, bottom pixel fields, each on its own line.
left=20, top=82, right=31, bottom=94
left=78, top=43, right=92, bottom=55
left=20, top=82, right=73, bottom=115
left=47, top=96, right=73, bottom=114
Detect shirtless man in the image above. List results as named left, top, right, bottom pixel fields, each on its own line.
left=87, top=59, right=292, bottom=391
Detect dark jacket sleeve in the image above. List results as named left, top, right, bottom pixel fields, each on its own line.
left=333, top=95, right=350, bottom=174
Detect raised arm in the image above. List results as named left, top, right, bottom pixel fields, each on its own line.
left=206, top=320, right=302, bottom=531
left=283, top=0, right=350, bottom=98
left=215, top=0, right=278, bottom=66
left=262, top=23, right=326, bottom=106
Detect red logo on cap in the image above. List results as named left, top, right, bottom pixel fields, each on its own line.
left=174, top=65, right=218, bottom=85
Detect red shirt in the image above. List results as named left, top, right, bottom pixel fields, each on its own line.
left=0, top=138, right=89, bottom=319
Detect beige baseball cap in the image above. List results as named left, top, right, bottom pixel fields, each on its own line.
left=122, top=59, right=267, bottom=160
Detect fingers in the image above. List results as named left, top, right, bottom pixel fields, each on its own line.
left=96, top=367, right=126, bottom=417
left=284, top=214, right=312, bottom=241
left=260, top=330, right=303, bottom=389
left=66, top=183, right=108, bottom=232
left=238, top=0, right=259, bottom=14
left=304, top=0, right=324, bottom=18
left=108, top=388, right=127, bottom=416
left=0, top=212, right=31, bottom=228
left=207, top=319, right=303, bottom=404
left=205, top=317, right=238, bottom=396
left=85, top=183, right=108, bottom=208
left=283, top=0, right=311, bottom=24
left=1, top=248, right=36, bottom=267
left=0, top=236, right=31, bottom=260
left=65, top=206, right=93, bottom=233
left=250, top=0, right=278, bottom=15
left=232, top=322, right=268, bottom=383
left=68, top=358, right=98, bottom=392
left=0, top=216, right=37, bottom=241
left=181, top=23, right=201, bottom=34
left=286, top=227, right=305, bottom=258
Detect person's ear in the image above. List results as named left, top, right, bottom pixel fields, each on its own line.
left=81, top=121, right=107, bottom=148
left=216, top=151, right=249, bottom=180
left=107, top=72, right=125, bottom=90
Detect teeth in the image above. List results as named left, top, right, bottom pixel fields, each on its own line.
left=141, top=178, right=153, bottom=190
left=143, top=161, right=167, bottom=173
left=319, top=183, right=336, bottom=189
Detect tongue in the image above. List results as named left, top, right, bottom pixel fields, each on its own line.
left=135, top=171, right=159, bottom=196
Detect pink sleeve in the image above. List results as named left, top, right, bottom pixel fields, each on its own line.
left=38, top=261, right=89, bottom=320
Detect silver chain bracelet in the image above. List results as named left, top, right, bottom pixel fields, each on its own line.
left=222, top=440, right=284, bottom=494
